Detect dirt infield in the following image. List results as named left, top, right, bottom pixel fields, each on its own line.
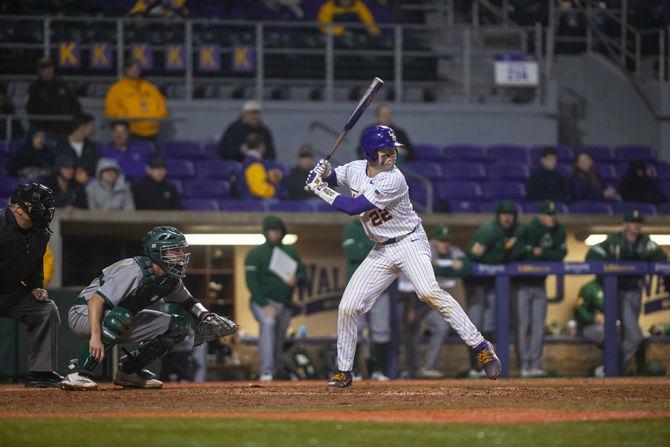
left=1, top=378, right=669, bottom=425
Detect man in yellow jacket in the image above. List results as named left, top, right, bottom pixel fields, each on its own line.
left=318, top=0, right=380, bottom=36
left=105, top=58, right=168, bottom=140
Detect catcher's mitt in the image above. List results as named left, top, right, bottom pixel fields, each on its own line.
left=194, top=313, right=238, bottom=346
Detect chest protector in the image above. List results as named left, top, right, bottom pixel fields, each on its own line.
left=117, top=256, right=180, bottom=314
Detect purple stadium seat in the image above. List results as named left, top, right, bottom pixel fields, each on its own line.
left=203, top=142, right=220, bottom=158
left=448, top=200, right=478, bottom=213
left=525, top=201, right=569, bottom=214
left=556, top=163, right=572, bottom=177
left=613, top=202, right=657, bottom=216
left=487, top=145, right=529, bottom=164
left=435, top=181, right=482, bottom=201
left=441, top=162, right=486, bottom=180
left=8, top=139, right=23, bottom=152
left=183, top=179, right=230, bottom=198
left=406, top=176, right=429, bottom=209
left=218, top=199, right=268, bottom=212
left=0, top=177, right=30, bottom=196
left=161, top=140, right=205, bottom=159
left=655, top=162, right=670, bottom=180
left=165, top=159, right=195, bottom=179
left=171, top=179, right=184, bottom=195
left=595, top=163, right=619, bottom=183
left=413, top=144, right=444, bottom=161
left=443, top=144, right=487, bottom=162
left=0, top=155, right=8, bottom=174
left=182, top=198, right=220, bottom=211
left=615, top=145, right=656, bottom=162
left=577, top=145, right=614, bottom=162
left=531, top=145, right=574, bottom=163
left=481, top=181, right=526, bottom=201
left=196, top=160, right=241, bottom=180
left=268, top=200, right=317, bottom=212
left=487, top=162, right=530, bottom=181
left=403, top=161, right=443, bottom=180
left=478, top=200, right=523, bottom=214
left=657, top=203, right=670, bottom=214
left=0, top=140, right=9, bottom=155
left=569, top=201, right=613, bottom=215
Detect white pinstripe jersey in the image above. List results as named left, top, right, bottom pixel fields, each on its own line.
left=334, top=160, right=421, bottom=243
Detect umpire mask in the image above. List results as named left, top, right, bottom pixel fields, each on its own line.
left=11, top=183, right=55, bottom=231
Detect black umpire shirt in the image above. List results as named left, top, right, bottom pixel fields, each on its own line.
left=0, top=207, right=50, bottom=297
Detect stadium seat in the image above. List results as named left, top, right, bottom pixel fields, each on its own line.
left=595, top=163, right=619, bottom=184
left=613, top=202, right=657, bottom=216
left=267, top=200, right=317, bottom=212
left=441, top=162, right=486, bottom=180
left=447, top=200, right=478, bottom=213
left=182, top=198, right=220, bottom=211
left=161, top=140, right=205, bottom=159
left=195, top=160, right=241, bottom=180
left=8, top=139, right=23, bottom=152
left=413, top=144, right=444, bottom=161
left=657, top=203, right=670, bottom=214
left=170, top=179, right=183, bottom=195
left=406, top=176, right=429, bottom=209
left=556, top=163, right=572, bottom=177
left=165, top=159, right=195, bottom=179
left=0, top=140, right=9, bottom=155
left=569, top=201, right=613, bottom=215
left=487, top=162, right=530, bottom=181
left=577, top=145, right=614, bottom=162
left=0, top=177, right=30, bottom=196
left=203, top=142, right=220, bottom=158
left=435, top=181, right=482, bottom=201
left=525, top=201, right=569, bottom=214
left=655, top=162, right=670, bottom=179
left=443, top=144, right=487, bottom=162
left=478, top=200, right=523, bottom=214
left=183, top=179, right=230, bottom=199
left=481, top=181, right=526, bottom=201
left=403, top=161, right=443, bottom=180
left=218, top=199, right=268, bottom=212
left=487, top=145, right=529, bottom=164
left=615, top=145, right=656, bottom=162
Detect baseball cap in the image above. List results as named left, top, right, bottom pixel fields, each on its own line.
left=623, top=210, right=644, bottom=223
left=38, top=57, right=55, bottom=70
left=496, top=200, right=518, bottom=215
left=148, top=155, right=166, bottom=168
left=538, top=200, right=556, bottom=215
left=430, top=225, right=452, bottom=242
left=242, top=100, right=262, bottom=114
left=55, top=154, right=76, bottom=169
left=298, top=144, right=314, bottom=158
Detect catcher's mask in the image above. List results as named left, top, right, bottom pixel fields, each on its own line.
left=10, top=183, right=55, bottom=230
left=142, top=226, right=190, bottom=279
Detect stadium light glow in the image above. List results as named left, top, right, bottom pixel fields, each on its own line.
left=185, top=234, right=298, bottom=246
left=585, top=234, right=670, bottom=246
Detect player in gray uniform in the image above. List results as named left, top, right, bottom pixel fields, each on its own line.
left=61, top=226, right=237, bottom=390
left=306, top=125, right=502, bottom=387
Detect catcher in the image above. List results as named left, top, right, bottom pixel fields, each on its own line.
left=61, top=226, right=237, bottom=390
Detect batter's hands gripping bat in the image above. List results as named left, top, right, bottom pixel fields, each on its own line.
left=304, top=77, right=384, bottom=191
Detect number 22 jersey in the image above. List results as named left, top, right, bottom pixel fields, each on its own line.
left=334, top=160, right=421, bottom=243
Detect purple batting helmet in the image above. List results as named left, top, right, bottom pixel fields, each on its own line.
left=360, top=125, right=403, bottom=161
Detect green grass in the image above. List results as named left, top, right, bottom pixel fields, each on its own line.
left=1, top=419, right=669, bottom=447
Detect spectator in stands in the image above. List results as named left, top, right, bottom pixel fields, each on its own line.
left=569, top=152, right=618, bottom=201
left=105, top=58, right=168, bottom=143
left=586, top=210, right=667, bottom=373
left=361, top=104, right=414, bottom=163
left=55, top=113, right=100, bottom=183
left=618, top=160, right=667, bottom=204
left=132, top=155, right=182, bottom=210
left=367, top=0, right=403, bottom=37
left=26, top=57, right=81, bottom=136
left=516, top=200, right=567, bottom=378
left=245, top=215, right=305, bottom=381
left=45, top=154, right=87, bottom=209
left=7, top=127, right=54, bottom=180
left=129, top=0, right=188, bottom=18
left=574, top=279, right=605, bottom=377
left=242, top=134, right=283, bottom=199
left=102, top=121, right=150, bottom=180
left=465, top=200, right=524, bottom=378
left=219, top=100, right=276, bottom=162
left=318, top=0, right=381, bottom=37
left=0, top=83, right=23, bottom=140
left=526, top=147, right=570, bottom=203
left=286, top=144, right=315, bottom=201
left=85, top=158, right=135, bottom=211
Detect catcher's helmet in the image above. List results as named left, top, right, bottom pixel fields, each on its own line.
left=360, top=125, right=403, bottom=161
left=10, top=183, right=55, bottom=228
left=142, top=226, right=190, bottom=278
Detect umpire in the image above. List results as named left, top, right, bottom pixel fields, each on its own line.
left=0, top=183, right=63, bottom=387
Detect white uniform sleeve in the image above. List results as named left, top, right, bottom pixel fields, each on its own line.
left=163, top=280, right=192, bottom=304
left=97, top=263, right=143, bottom=307
left=334, top=164, right=349, bottom=188
left=363, top=172, right=407, bottom=209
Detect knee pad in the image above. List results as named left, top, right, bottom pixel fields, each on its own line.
left=166, top=314, right=190, bottom=343
left=101, top=306, right=132, bottom=345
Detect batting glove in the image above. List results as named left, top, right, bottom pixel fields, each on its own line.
left=305, top=172, right=324, bottom=192
left=313, top=159, right=331, bottom=178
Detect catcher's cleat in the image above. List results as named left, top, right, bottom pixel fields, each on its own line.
left=61, top=372, right=99, bottom=391
left=25, top=370, right=64, bottom=388
left=327, top=370, right=353, bottom=388
left=474, top=340, right=502, bottom=380
left=114, top=368, right=163, bottom=389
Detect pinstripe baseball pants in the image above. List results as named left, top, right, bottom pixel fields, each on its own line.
left=336, top=225, right=485, bottom=371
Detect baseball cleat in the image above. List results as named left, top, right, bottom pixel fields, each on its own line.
left=114, top=368, right=163, bottom=389
left=61, top=372, right=99, bottom=391
left=419, top=368, right=443, bottom=379
left=474, top=340, right=502, bottom=380
left=327, top=371, right=353, bottom=388
left=25, top=370, right=64, bottom=388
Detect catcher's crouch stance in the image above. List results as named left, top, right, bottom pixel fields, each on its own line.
left=61, top=226, right=238, bottom=390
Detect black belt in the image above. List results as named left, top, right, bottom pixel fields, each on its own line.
left=381, top=226, right=418, bottom=246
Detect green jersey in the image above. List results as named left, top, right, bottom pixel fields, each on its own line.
left=574, top=280, right=604, bottom=328
left=468, top=219, right=525, bottom=265
left=342, top=219, right=374, bottom=282
left=245, top=242, right=305, bottom=307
